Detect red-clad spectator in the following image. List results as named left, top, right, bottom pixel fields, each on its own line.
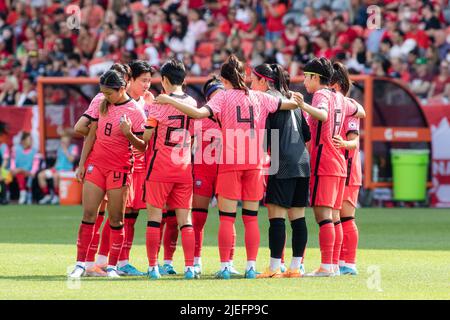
left=333, top=15, right=359, bottom=46
left=147, top=9, right=172, bottom=46
left=237, top=11, right=264, bottom=41
left=218, top=6, right=237, bottom=36
left=314, top=32, right=333, bottom=59
left=282, top=20, right=300, bottom=49
left=263, top=0, right=288, bottom=42
left=428, top=60, right=450, bottom=100
left=404, top=14, right=430, bottom=49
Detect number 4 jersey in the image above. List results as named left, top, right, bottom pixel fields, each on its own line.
left=145, top=93, right=197, bottom=184
left=308, top=89, right=358, bottom=178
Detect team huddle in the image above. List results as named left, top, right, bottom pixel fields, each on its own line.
left=69, top=54, right=365, bottom=280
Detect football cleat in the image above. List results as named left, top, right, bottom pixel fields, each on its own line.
left=340, top=266, right=358, bottom=275
left=85, top=265, right=107, bottom=277
left=184, top=267, right=199, bottom=280
left=284, top=265, right=305, bottom=278
left=68, top=265, right=85, bottom=278
left=256, top=268, right=283, bottom=279
left=38, top=194, right=52, bottom=205
left=214, top=268, right=231, bottom=280
left=160, top=263, right=177, bottom=275
left=244, top=267, right=260, bottom=279
left=280, top=264, right=287, bottom=274
left=194, top=264, right=202, bottom=275
left=118, top=264, right=146, bottom=276
left=106, top=267, right=121, bottom=278
left=148, top=266, right=161, bottom=280
left=304, top=267, right=335, bottom=277
left=228, top=265, right=240, bottom=275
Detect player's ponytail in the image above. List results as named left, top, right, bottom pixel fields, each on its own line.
left=270, top=64, right=291, bottom=99
left=254, top=64, right=291, bottom=99
left=220, top=54, right=248, bottom=94
left=330, top=61, right=351, bottom=96
left=99, top=69, right=127, bottom=116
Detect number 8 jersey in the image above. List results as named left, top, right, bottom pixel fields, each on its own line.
left=145, top=93, right=198, bottom=184
left=308, top=88, right=358, bottom=177
left=86, top=97, right=146, bottom=173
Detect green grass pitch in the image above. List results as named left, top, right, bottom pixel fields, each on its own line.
left=0, top=205, right=449, bottom=300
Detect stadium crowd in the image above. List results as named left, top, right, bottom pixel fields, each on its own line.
left=0, top=0, right=450, bottom=106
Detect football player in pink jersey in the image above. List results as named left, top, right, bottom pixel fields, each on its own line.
left=142, top=59, right=198, bottom=280
left=294, top=57, right=365, bottom=277
left=73, top=63, right=131, bottom=277
left=116, top=60, right=155, bottom=276
left=155, top=55, right=303, bottom=279
left=69, top=70, right=146, bottom=279
left=191, top=76, right=239, bottom=276
left=330, top=62, right=362, bottom=276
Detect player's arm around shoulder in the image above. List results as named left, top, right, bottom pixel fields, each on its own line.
left=294, top=91, right=328, bottom=122
left=155, top=94, right=211, bottom=119
left=348, top=98, right=366, bottom=119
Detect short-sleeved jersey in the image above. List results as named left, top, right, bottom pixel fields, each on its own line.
left=206, top=89, right=281, bottom=172
left=193, top=105, right=221, bottom=177
left=87, top=98, right=146, bottom=173
left=83, top=93, right=104, bottom=121
left=342, top=100, right=362, bottom=186
left=309, top=89, right=358, bottom=177
left=145, top=93, right=197, bottom=183
left=131, top=96, right=148, bottom=173
left=55, top=144, right=78, bottom=171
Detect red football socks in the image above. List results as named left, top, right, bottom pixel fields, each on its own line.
left=242, top=209, right=260, bottom=262
left=342, top=217, right=359, bottom=264
left=108, top=224, right=125, bottom=266
left=333, top=221, right=343, bottom=265
left=192, top=209, right=208, bottom=258
left=86, top=212, right=105, bottom=262
left=218, top=212, right=236, bottom=263
left=76, top=221, right=95, bottom=262
left=98, top=218, right=111, bottom=257
left=163, top=214, right=178, bottom=261
left=146, top=221, right=161, bottom=267
left=318, top=220, right=335, bottom=265
left=181, top=225, right=195, bottom=267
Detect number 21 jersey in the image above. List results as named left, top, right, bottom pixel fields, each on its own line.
left=145, top=93, right=197, bottom=184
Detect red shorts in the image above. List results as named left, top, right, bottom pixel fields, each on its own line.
left=310, top=176, right=346, bottom=210
left=216, top=169, right=264, bottom=201
left=343, top=185, right=360, bottom=208
left=145, top=180, right=193, bottom=209
left=193, top=174, right=217, bottom=198
left=84, top=163, right=131, bottom=191
left=127, top=171, right=146, bottom=210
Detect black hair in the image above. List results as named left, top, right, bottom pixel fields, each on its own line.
left=128, top=60, right=155, bottom=79
left=303, top=57, right=334, bottom=85
left=333, top=15, right=345, bottom=23
left=100, top=69, right=127, bottom=89
left=99, top=69, right=127, bottom=115
left=202, top=76, right=224, bottom=101
left=220, top=54, right=248, bottom=94
left=21, top=132, right=31, bottom=142
left=160, top=59, right=186, bottom=85
left=110, top=63, right=131, bottom=82
left=68, top=53, right=81, bottom=63
left=381, top=37, right=393, bottom=47
left=253, top=63, right=291, bottom=98
left=330, top=61, right=351, bottom=96
left=0, top=121, right=7, bottom=136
